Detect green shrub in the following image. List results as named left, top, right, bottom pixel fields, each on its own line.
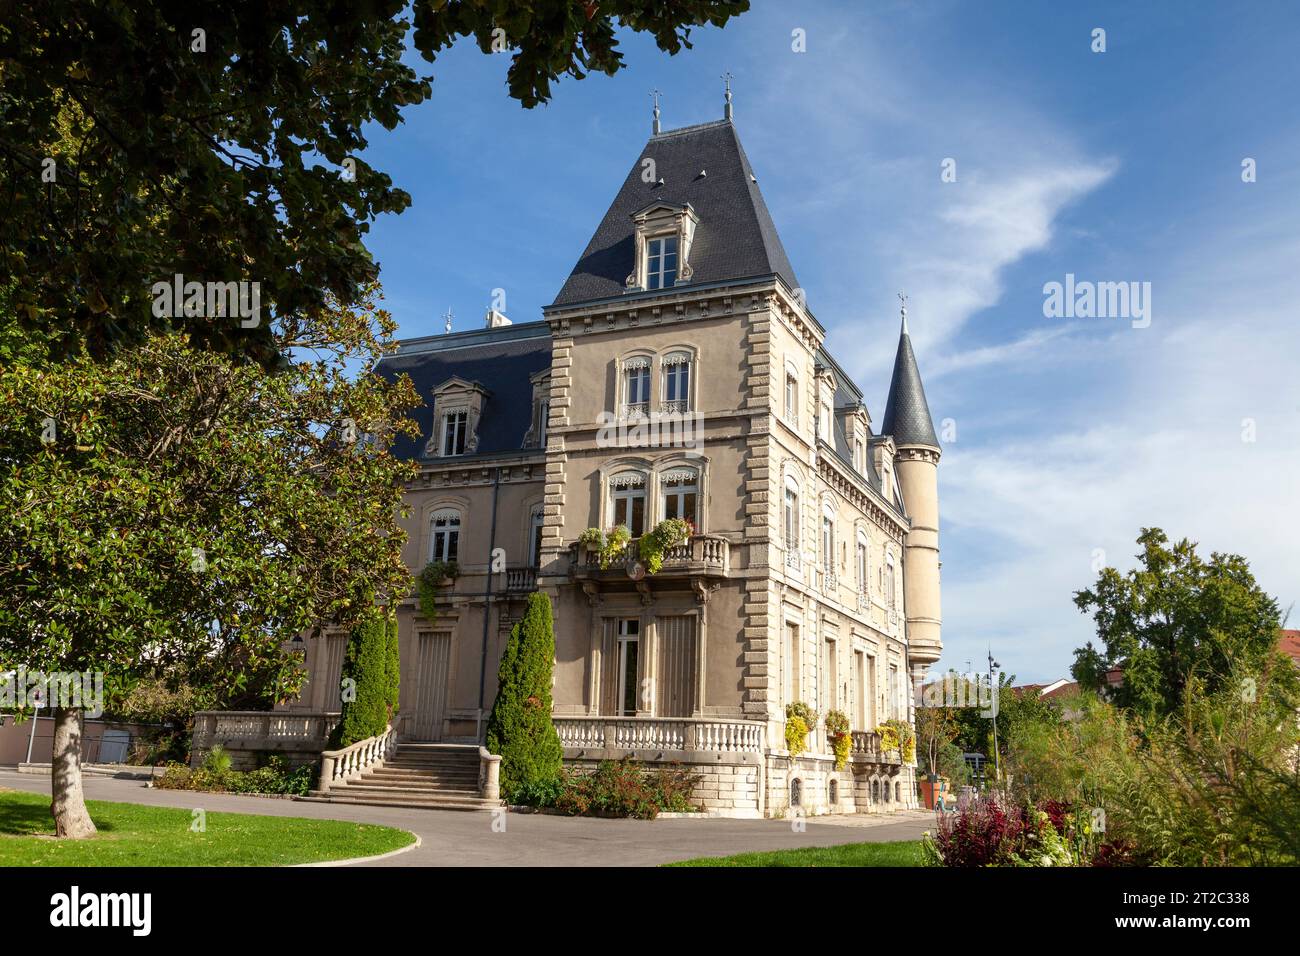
left=638, top=518, right=692, bottom=574
left=384, top=613, right=400, bottom=718
left=154, top=755, right=314, bottom=796
left=202, top=744, right=232, bottom=775
left=554, top=759, right=701, bottom=819
left=330, top=605, right=393, bottom=748
left=513, top=777, right=564, bottom=808
left=485, top=591, right=563, bottom=800
left=416, top=560, right=458, bottom=622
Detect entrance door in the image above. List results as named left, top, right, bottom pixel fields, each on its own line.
left=411, top=631, right=451, bottom=740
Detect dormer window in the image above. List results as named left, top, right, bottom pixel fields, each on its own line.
left=440, top=410, right=467, bottom=456
left=646, top=236, right=678, bottom=290
left=627, top=201, right=699, bottom=292
left=427, top=376, right=488, bottom=459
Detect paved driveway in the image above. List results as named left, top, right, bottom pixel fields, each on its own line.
left=0, top=768, right=934, bottom=866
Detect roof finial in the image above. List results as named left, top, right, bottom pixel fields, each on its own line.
left=898, top=291, right=909, bottom=334
left=443, top=307, right=454, bottom=335
left=650, top=88, right=661, bottom=135
left=722, top=71, right=733, bottom=121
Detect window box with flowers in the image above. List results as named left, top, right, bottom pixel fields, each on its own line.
left=784, top=701, right=818, bottom=760
left=637, top=517, right=693, bottom=574
left=578, top=525, right=631, bottom=570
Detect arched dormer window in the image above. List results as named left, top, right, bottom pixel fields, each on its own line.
left=661, top=351, right=693, bottom=413
left=429, top=509, right=461, bottom=563
left=660, top=466, right=698, bottom=526
left=608, top=471, right=647, bottom=536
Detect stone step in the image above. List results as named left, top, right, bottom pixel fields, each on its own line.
left=341, top=781, right=482, bottom=797
left=304, top=792, right=499, bottom=812
left=364, top=767, right=479, bottom=781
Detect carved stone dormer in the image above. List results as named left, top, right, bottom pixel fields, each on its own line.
left=521, top=368, right=552, bottom=449
left=625, top=200, right=700, bottom=292
left=426, top=376, right=489, bottom=458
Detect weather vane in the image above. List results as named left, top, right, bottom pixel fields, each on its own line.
left=722, top=71, right=734, bottom=120
left=443, top=307, right=453, bottom=335
left=650, top=88, right=661, bottom=134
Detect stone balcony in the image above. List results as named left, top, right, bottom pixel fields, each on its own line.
left=569, top=534, right=731, bottom=602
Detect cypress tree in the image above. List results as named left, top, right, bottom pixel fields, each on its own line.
left=385, top=614, right=400, bottom=720
left=486, top=591, right=563, bottom=798
left=330, top=606, right=392, bottom=748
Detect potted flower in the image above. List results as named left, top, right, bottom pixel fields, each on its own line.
left=784, top=701, right=817, bottom=759
left=824, top=709, right=851, bottom=770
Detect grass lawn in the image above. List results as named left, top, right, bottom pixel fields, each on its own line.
left=0, top=788, right=414, bottom=866
left=667, top=839, right=925, bottom=867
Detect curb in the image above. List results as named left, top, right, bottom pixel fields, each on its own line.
left=293, top=830, right=422, bottom=867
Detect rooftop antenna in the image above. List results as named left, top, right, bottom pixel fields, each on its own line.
left=443, top=307, right=453, bottom=335
left=650, top=89, right=661, bottom=134
left=898, top=291, right=909, bottom=334
left=722, top=71, right=733, bottom=120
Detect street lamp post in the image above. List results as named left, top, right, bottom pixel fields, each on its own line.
left=988, top=649, right=1001, bottom=784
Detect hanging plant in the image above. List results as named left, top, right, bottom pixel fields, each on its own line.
left=416, top=560, right=459, bottom=622
left=825, top=709, right=851, bottom=770
left=578, top=526, right=630, bottom=570
left=638, top=517, right=693, bottom=574
left=785, top=701, right=817, bottom=759
left=877, top=718, right=915, bottom=763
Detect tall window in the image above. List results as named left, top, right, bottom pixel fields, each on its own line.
left=886, top=553, right=897, bottom=607
left=616, top=618, right=641, bottom=716
left=784, top=622, right=799, bottom=706
left=783, top=478, right=800, bottom=556
left=528, top=509, right=544, bottom=567
left=646, top=236, right=678, bottom=290
left=662, top=352, right=691, bottom=412
left=784, top=371, right=798, bottom=423
left=661, top=468, right=698, bottom=525
left=609, top=473, right=647, bottom=536
left=821, top=507, right=835, bottom=577
left=623, top=359, right=650, bottom=417
left=440, top=410, right=467, bottom=456
left=429, top=510, right=460, bottom=562
left=537, top=400, right=550, bottom=447
left=857, top=533, right=869, bottom=594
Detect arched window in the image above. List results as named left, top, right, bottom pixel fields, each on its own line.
left=783, top=476, right=800, bottom=567
left=790, top=778, right=803, bottom=807
left=872, top=779, right=880, bottom=803
left=857, top=531, right=869, bottom=595
left=528, top=508, right=544, bottom=567
left=622, top=357, right=650, bottom=418
left=429, top=509, right=461, bottom=563
left=608, top=472, right=647, bottom=536
left=661, top=352, right=692, bottom=413
left=784, top=363, right=799, bottom=424
left=828, top=778, right=838, bottom=805
left=660, top=467, right=698, bottom=525
left=821, top=503, right=836, bottom=579
left=895, top=781, right=901, bottom=803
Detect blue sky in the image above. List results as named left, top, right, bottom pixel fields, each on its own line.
left=358, top=1, right=1300, bottom=682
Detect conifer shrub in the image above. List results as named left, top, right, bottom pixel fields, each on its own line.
left=329, top=605, right=393, bottom=748
left=485, top=591, right=563, bottom=799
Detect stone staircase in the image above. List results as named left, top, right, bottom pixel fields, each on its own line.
left=307, top=743, right=500, bottom=812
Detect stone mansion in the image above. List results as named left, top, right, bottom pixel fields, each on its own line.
left=196, top=107, right=944, bottom=818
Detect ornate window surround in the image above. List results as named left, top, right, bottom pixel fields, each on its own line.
left=596, top=455, right=710, bottom=535
left=625, top=200, right=700, bottom=292
left=426, top=376, right=488, bottom=457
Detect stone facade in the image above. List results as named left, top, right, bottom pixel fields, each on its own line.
left=279, top=114, right=944, bottom=817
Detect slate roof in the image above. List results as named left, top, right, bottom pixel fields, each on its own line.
left=880, top=322, right=939, bottom=448
left=551, top=119, right=800, bottom=307
left=372, top=322, right=551, bottom=462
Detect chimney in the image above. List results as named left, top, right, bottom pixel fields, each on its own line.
left=485, top=309, right=512, bottom=329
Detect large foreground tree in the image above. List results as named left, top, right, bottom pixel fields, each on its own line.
left=1071, top=527, right=1294, bottom=720
left=0, top=0, right=749, bottom=363
left=0, top=284, right=418, bottom=837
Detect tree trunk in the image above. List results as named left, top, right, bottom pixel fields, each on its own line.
left=50, top=706, right=97, bottom=838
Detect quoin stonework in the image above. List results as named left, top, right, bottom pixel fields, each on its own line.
left=193, top=106, right=944, bottom=818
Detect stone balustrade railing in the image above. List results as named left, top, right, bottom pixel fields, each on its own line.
left=554, top=716, right=765, bottom=755
left=193, top=710, right=340, bottom=750
left=851, top=730, right=903, bottom=765
left=318, top=725, right=396, bottom=790
left=505, top=567, right=537, bottom=591
left=574, top=534, right=730, bottom=574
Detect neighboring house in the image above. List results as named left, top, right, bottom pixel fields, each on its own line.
left=196, top=105, right=945, bottom=817
left=1278, top=630, right=1300, bottom=669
